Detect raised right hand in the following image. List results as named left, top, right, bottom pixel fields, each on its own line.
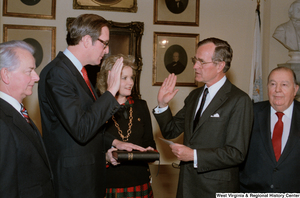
left=107, top=57, right=123, bottom=96
left=157, top=73, right=179, bottom=108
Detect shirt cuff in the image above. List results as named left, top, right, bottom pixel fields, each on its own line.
left=154, top=105, right=168, bottom=114
left=194, top=149, right=198, bottom=168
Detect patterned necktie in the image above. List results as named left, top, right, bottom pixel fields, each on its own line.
left=193, top=88, right=209, bottom=131
left=81, top=67, right=96, bottom=100
left=272, top=112, right=284, bottom=161
left=20, top=104, right=31, bottom=124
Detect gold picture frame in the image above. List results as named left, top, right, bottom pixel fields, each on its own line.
left=73, top=0, right=137, bottom=13
left=153, top=32, right=199, bottom=87
left=67, top=18, right=143, bottom=98
left=154, top=0, right=199, bottom=26
left=3, top=0, right=56, bottom=19
left=3, top=25, right=56, bottom=74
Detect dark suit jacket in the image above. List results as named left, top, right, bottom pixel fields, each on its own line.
left=154, top=79, right=253, bottom=198
left=240, top=100, right=300, bottom=192
left=0, top=98, right=55, bottom=198
left=38, top=52, right=120, bottom=198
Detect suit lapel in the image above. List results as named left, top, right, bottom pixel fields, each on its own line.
left=0, top=99, right=50, bottom=169
left=193, top=80, right=231, bottom=133
left=187, top=87, right=204, bottom=133
left=257, top=103, right=276, bottom=163
left=278, top=101, right=300, bottom=164
left=59, top=52, right=97, bottom=100
left=14, top=111, right=51, bottom=168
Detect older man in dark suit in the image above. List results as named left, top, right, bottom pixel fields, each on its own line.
left=153, top=37, right=253, bottom=198
left=0, top=40, right=55, bottom=198
left=240, top=67, right=300, bottom=192
left=38, top=14, right=146, bottom=198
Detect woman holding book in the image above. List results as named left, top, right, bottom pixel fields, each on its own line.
left=97, top=54, right=156, bottom=198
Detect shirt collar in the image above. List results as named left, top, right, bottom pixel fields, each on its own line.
left=0, top=91, right=22, bottom=114
left=205, top=76, right=227, bottom=98
left=270, top=102, right=294, bottom=120
left=63, top=48, right=83, bottom=75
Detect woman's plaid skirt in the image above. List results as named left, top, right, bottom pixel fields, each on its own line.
left=105, top=182, right=153, bottom=198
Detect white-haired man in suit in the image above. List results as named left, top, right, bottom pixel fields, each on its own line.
left=0, top=40, right=55, bottom=198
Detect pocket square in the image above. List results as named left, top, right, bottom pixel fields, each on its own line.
left=210, top=113, right=220, bottom=117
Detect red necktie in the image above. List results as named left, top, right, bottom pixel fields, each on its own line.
left=272, top=112, right=284, bottom=161
left=20, top=104, right=31, bottom=124
left=81, top=67, right=96, bottom=100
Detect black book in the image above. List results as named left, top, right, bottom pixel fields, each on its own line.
left=112, top=150, right=160, bottom=162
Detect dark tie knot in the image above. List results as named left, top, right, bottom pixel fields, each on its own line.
left=203, top=88, right=208, bottom=95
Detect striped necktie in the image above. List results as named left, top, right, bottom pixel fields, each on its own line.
left=20, top=104, right=31, bottom=124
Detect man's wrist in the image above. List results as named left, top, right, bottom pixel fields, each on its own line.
left=154, top=105, right=168, bottom=114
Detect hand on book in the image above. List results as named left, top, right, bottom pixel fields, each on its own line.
left=112, top=139, right=147, bottom=152
left=106, top=147, right=120, bottom=166
left=145, top=146, right=155, bottom=151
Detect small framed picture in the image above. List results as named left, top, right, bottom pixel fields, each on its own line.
left=3, top=0, right=56, bottom=19
left=73, top=0, right=137, bottom=13
left=154, top=0, right=199, bottom=26
left=153, top=32, right=199, bottom=87
left=3, top=25, right=56, bottom=74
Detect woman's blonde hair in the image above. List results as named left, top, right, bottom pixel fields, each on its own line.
left=97, top=54, right=137, bottom=95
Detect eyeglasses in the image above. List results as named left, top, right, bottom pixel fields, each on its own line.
left=97, top=38, right=109, bottom=49
left=192, top=56, right=215, bottom=67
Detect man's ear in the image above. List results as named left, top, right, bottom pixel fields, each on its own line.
left=217, top=61, right=225, bottom=73
left=0, top=68, right=10, bottom=84
left=294, top=84, right=299, bottom=96
left=82, top=35, right=92, bottom=48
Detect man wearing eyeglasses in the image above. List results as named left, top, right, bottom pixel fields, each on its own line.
left=153, top=37, right=253, bottom=198
left=38, top=14, right=146, bottom=198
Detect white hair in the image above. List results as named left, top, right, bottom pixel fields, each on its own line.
left=0, top=40, right=34, bottom=71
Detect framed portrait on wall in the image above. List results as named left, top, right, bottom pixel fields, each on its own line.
left=3, top=25, right=56, bottom=74
left=153, top=32, right=199, bottom=87
left=154, top=0, right=199, bottom=26
left=3, top=0, right=56, bottom=19
left=73, top=0, right=137, bottom=13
